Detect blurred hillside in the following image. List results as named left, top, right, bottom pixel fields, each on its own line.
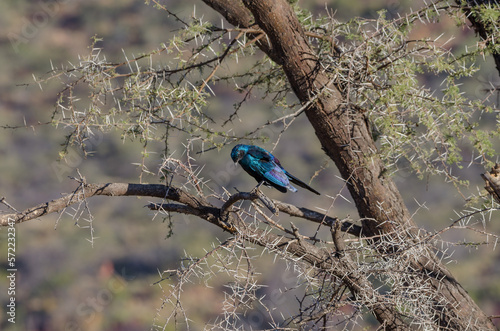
left=0, top=0, right=499, bottom=330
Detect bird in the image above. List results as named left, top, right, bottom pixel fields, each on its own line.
left=231, top=144, right=320, bottom=195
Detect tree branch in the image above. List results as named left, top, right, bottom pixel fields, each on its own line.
left=0, top=183, right=207, bottom=227
left=482, top=163, right=500, bottom=204
left=1, top=183, right=359, bottom=236
left=2, top=181, right=392, bottom=325
left=202, top=0, right=280, bottom=63
left=218, top=190, right=361, bottom=236
left=457, top=0, right=500, bottom=77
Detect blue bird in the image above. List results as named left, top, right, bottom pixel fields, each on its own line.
left=231, top=144, right=320, bottom=195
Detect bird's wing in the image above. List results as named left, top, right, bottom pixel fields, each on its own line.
left=244, top=150, right=291, bottom=189
left=246, top=146, right=273, bottom=162
left=242, top=145, right=320, bottom=194
left=264, top=166, right=291, bottom=188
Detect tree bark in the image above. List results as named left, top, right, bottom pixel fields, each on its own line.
left=203, top=0, right=496, bottom=329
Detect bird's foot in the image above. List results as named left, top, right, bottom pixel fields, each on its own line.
left=250, top=181, right=265, bottom=195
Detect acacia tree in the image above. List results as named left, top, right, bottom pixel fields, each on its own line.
left=2, top=0, right=500, bottom=329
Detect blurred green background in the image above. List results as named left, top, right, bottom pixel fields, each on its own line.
left=0, top=0, right=499, bottom=330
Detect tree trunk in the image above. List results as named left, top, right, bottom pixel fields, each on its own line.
left=203, top=0, right=496, bottom=329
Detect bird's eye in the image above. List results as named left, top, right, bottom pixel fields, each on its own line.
left=238, top=151, right=245, bottom=159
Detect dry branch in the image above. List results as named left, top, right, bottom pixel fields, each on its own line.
left=482, top=163, right=500, bottom=204
left=3, top=181, right=402, bottom=326
left=0, top=182, right=357, bottom=235
left=0, top=183, right=202, bottom=225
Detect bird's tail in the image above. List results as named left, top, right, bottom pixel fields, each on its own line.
left=286, top=172, right=320, bottom=195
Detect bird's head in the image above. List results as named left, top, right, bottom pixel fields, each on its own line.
left=231, top=144, right=248, bottom=164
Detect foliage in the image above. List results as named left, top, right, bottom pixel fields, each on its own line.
left=42, top=1, right=499, bottom=188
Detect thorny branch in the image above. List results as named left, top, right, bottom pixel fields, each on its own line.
left=3, top=176, right=495, bottom=329
left=0, top=182, right=361, bottom=235
left=0, top=180, right=408, bottom=327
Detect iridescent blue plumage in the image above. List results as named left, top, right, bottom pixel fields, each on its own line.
left=231, top=144, right=320, bottom=195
